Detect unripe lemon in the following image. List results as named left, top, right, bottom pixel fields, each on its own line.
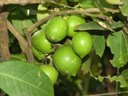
left=72, top=32, right=93, bottom=58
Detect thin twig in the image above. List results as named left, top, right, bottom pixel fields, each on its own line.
left=86, top=91, right=128, bottom=96
left=28, top=8, right=119, bottom=34
left=0, top=0, right=47, bottom=6
left=7, top=20, right=34, bottom=63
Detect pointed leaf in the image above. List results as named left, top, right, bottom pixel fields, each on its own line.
left=75, top=21, right=124, bottom=31
left=12, top=19, right=34, bottom=36
left=93, top=35, right=105, bottom=57
left=81, top=58, right=91, bottom=75
left=107, top=31, right=128, bottom=68
left=0, top=61, right=54, bottom=96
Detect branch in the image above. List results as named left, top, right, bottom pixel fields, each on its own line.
left=88, top=91, right=128, bottom=96
left=28, top=8, right=119, bottom=34
left=0, top=0, right=47, bottom=6
left=7, top=20, right=34, bottom=63
left=0, top=12, right=10, bottom=61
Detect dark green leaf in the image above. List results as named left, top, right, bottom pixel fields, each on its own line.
left=90, top=52, right=102, bottom=76
left=81, top=58, right=91, bottom=75
left=107, top=31, right=128, bottom=68
left=0, top=61, right=54, bottom=96
left=75, top=21, right=124, bottom=31
left=93, top=35, right=105, bottom=57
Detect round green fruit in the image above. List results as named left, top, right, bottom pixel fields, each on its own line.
left=32, top=30, right=53, bottom=54
left=66, top=15, right=85, bottom=37
left=72, top=32, right=93, bottom=58
left=45, top=16, right=68, bottom=42
left=53, top=45, right=81, bottom=76
left=40, top=65, right=58, bottom=84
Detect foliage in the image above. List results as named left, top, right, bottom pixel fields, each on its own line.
left=1, top=0, right=128, bottom=96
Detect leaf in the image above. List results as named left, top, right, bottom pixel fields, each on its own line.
left=75, top=21, right=124, bottom=31
left=121, top=70, right=128, bottom=80
left=90, top=53, right=102, bottom=76
left=0, top=61, right=54, bottom=96
left=120, top=0, right=128, bottom=16
left=37, top=4, right=49, bottom=21
left=97, top=75, right=104, bottom=82
left=12, top=19, right=34, bottom=36
left=97, top=75, right=128, bottom=88
left=81, top=58, right=91, bottom=75
left=93, top=35, right=105, bottom=57
left=108, top=75, right=128, bottom=88
left=106, top=0, right=123, bottom=5
left=10, top=54, right=26, bottom=62
left=107, top=31, right=128, bottom=68
left=79, top=0, right=94, bottom=9
left=9, top=6, right=37, bottom=36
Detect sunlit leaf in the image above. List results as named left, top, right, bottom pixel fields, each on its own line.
left=106, top=0, right=123, bottom=5
left=120, top=0, right=128, bottom=16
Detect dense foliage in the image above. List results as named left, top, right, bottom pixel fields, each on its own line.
left=0, top=0, right=128, bottom=96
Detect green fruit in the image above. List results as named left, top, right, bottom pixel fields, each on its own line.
left=45, top=16, right=68, bottom=42
left=32, top=30, right=53, bottom=54
left=40, top=65, right=58, bottom=84
left=66, top=15, right=85, bottom=37
left=72, top=32, right=93, bottom=58
left=53, top=45, right=81, bottom=76
left=32, top=46, right=45, bottom=60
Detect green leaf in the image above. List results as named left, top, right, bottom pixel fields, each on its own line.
left=11, top=54, right=26, bottom=62
left=37, top=4, right=49, bottom=21
left=93, top=35, right=105, bottom=57
left=12, top=19, right=34, bottom=36
left=121, top=70, right=128, bottom=80
left=79, top=0, right=94, bottom=9
left=75, top=21, right=124, bottom=31
left=0, top=61, right=54, bottom=96
left=81, top=58, right=91, bottom=75
left=90, top=52, right=102, bottom=76
left=107, top=31, right=128, bottom=68
left=106, top=0, right=123, bottom=5
left=97, top=75, right=104, bottom=82
left=120, top=0, right=128, bottom=16
left=108, top=75, right=128, bottom=88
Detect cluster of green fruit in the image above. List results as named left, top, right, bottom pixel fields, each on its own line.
left=32, top=15, right=93, bottom=84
